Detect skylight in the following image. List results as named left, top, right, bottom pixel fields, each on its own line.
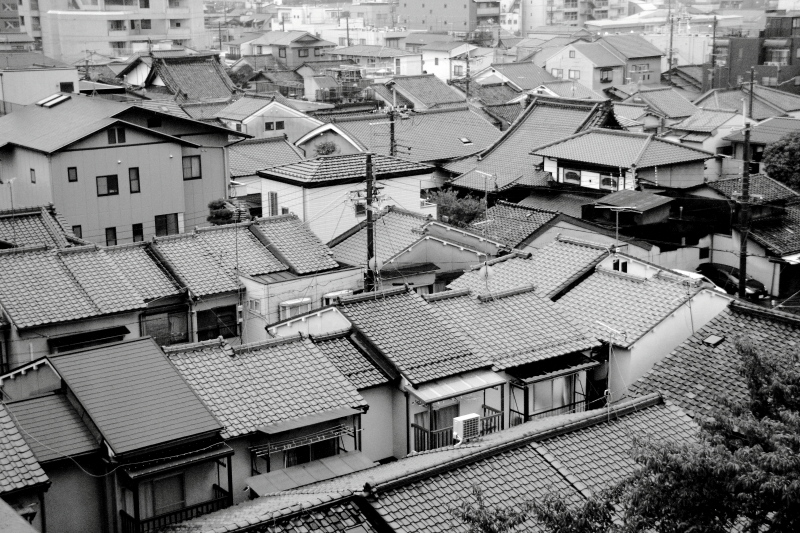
left=459, top=137, right=473, bottom=145
left=702, top=334, right=725, bottom=347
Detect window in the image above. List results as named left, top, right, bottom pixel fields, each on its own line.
left=147, top=116, right=161, bottom=128
left=568, top=69, right=580, bottom=79
left=141, top=474, right=185, bottom=518
left=139, top=0, right=149, bottom=7
left=339, top=37, right=347, bottom=46
left=359, top=38, right=366, bottom=45
left=454, top=65, right=464, bottom=76
left=96, top=175, right=119, bottom=196
left=132, top=223, right=144, bottom=242
left=600, top=174, right=618, bottom=191
left=142, top=308, right=188, bottom=346
left=128, top=167, right=140, bottom=193
left=314, top=47, right=322, bottom=56
left=197, top=306, right=238, bottom=341
left=600, top=69, right=613, bottom=83
left=278, top=298, right=312, bottom=320
left=699, top=247, right=710, bottom=259
left=275, top=121, right=285, bottom=130
left=563, top=169, right=580, bottom=184
left=109, top=20, right=124, bottom=31
left=299, top=48, right=309, bottom=57
left=281, top=207, right=290, bottom=215
left=267, top=191, right=278, bottom=216
left=551, top=68, right=563, bottom=78
left=612, top=258, right=628, bottom=273
left=140, top=18, right=151, bottom=29
left=68, top=167, right=78, bottom=182
left=29, top=168, right=35, bottom=183
left=107, top=127, right=126, bottom=144
left=72, top=225, right=82, bottom=239
left=59, top=82, right=74, bottom=93
left=106, top=227, right=117, bottom=246
left=765, top=48, right=789, bottom=66
left=19, top=15, right=23, bottom=25
left=434, top=57, right=439, bottom=66
left=182, top=155, right=201, bottom=180
left=155, top=213, right=179, bottom=236
left=569, top=50, right=575, bottom=58
left=355, top=203, right=366, bottom=217
left=564, top=11, right=577, bottom=20
left=285, top=439, right=336, bottom=468
left=278, top=47, right=286, bottom=58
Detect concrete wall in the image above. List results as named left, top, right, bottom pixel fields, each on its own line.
left=360, top=385, right=395, bottom=462
left=296, top=128, right=363, bottom=158
left=711, top=230, right=783, bottom=296
left=269, top=306, right=352, bottom=337
left=636, top=161, right=707, bottom=189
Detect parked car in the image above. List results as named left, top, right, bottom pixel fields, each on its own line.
left=672, top=269, right=727, bottom=294
left=696, top=263, right=768, bottom=299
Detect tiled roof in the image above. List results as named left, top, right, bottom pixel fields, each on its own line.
left=0, top=402, right=49, bottom=495
left=233, top=54, right=281, bottom=72
left=449, top=96, right=612, bottom=186
left=630, top=303, right=800, bottom=418
left=449, top=237, right=609, bottom=298
left=0, top=247, right=148, bottom=329
left=573, top=42, right=625, bottom=67
left=0, top=205, right=75, bottom=249
left=421, top=41, right=470, bottom=52
left=671, top=108, right=738, bottom=133
left=748, top=205, right=800, bottom=255
left=368, top=83, right=414, bottom=108
left=153, top=225, right=287, bottom=297
left=596, top=189, right=673, bottom=212
left=450, top=80, right=521, bottom=105
left=253, top=31, right=333, bottom=47
left=253, top=214, right=339, bottom=274
left=556, top=268, right=701, bottom=348
left=390, top=74, right=465, bottom=109
left=7, top=394, right=100, bottom=463
left=751, top=85, right=800, bottom=112
left=472, top=201, right=558, bottom=248
left=152, top=55, right=238, bottom=102
left=261, top=69, right=304, bottom=86
left=165, top=336, right=366, bottom=438
left=330, top=208, right=429, bottom=266
left=213, top=95, right=279, bottom=120
left=104, top=243, right=181, bottom=302
left=258, top=153, right=431, bottom=184
left=724, top=116, right=800, bottom=144
left=311, top=331, right=391, bottom=389
left=335, top=45, right=416, bottom=57
left=339, top=289, right=485, bottom=385
left=613, top=102, right=647, bottom=122
left=517, top=191, right=598, bottom=217
left=229, top=136, right=305, bottom=177
left=623, top=87, right=698, bottom=119
left=328, top=107, right=500, bottom=163
left=482, top=102, right=526, bottom=125
left=541, top=80, right=605, bottom=100
left=49, top=338, right=221, bottom=455
left=693, top=86, right=800, bottom=121
left=708, top=174, right=800, bottom=203
left=532, top=128, right=713, bottom=169
left=427, top=287, right=599, bottom=370
left=486, top=61, right=556, bottom=90
left=599, top=34, right=664, bottom=59
left=180, top=101, right=230, bottom=120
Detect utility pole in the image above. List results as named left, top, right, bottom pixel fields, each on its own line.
left=465, top=45, right=470, bottom=99
left=738, top=120, right=752, bottom=298
left=388, top=81, right=396, bottom=156
left=710, top=15, right=717, bottom=90
left=365, top=153, right=377, bottom=292
left=218, top=23, right=223, bottom=51
left=748, top=66, right=754, bottom=120
left=667, top=1, right=674, bottom=85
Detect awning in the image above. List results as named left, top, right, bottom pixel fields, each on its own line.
left=507, top=354, right=600, bottom=384
left=764, top=39, right=791, bottom=48
left=47, top=326, right=130, bottom=351
left=245, top=451, right=375, bottom=496
left=409, top=369, right=506, bottom=404
left=257, top=406, right=361, bottom=435
left=124, top=443, right=233, bottom=480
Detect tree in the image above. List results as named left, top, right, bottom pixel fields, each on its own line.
left=451, top=486, right=533, bottom=533
left=762, top=130, right=800, bottom=190
left=429, top=189, right=486, bottom=229
left=207, top=199, right=235, bottom=225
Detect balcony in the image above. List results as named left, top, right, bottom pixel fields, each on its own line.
left=476, top=7, right=501, bottom=16
left=119, top=484, right=231, bottom=533
left=412, top=405, right=503, bottom=452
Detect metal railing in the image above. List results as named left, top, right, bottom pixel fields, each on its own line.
left=481, top=405, right=503, bottom=435
left=119, top=484, right=231, bottom=533
left=412, top=407, right=503, bottom=452
left=509, top=399, right=587, bottom=427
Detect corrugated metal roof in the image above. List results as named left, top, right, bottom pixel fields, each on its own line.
left=48, top=337, right=221, bottom=456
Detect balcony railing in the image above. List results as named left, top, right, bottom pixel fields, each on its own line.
left=412, top=406, right=503, bottom=452
left=119, top=484, right=231, bottom=533
left=509, top=399, right=587, bottom=427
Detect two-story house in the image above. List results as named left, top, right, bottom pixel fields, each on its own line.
left=329, top=45, right=423, bottom=79
left=545, top=41, right=626, bottom=92
left=213, top=94, right=323, bottom=141
left=0, top=93, right=248, bottom=244
left=225, top=31, right=336, bottom=67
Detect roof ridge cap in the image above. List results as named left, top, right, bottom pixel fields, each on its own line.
left=595, top=265, right=647, bottom=282
left=0, top=244, right=51, bottom=255
left=495, top=199, right=559, bottom=216
left=477, top=285, right=537, bottom=302
left=195, top=221, right=252, bottom=233
left=731, top=300, right=800, bottom=326
left=234, top=333, right=304, bottom=353
left=340, top=287, right=409, bottom=304
left=556, top=235, right=613, bottom=250
left=423, top=288, right=471, bottom=302
left=162, top=336, right=228, bottom=354
left=308, top=328, right=352, bottom=342
left=466, top=250, right=532, bottom=271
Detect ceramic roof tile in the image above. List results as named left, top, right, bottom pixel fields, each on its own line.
left=671, top=108, right=738, bottom=133
left=613, top=102, right=648, bottom=121
left=708, top=174, right=800, bottom=203
left=229, top=137, right=305, bottom=177
left=339, top=289, right=485, bottom=385
left=0, top=247, right=148, bottom=329
left=330, top=209, right=429, bottom=266
left=693, top=87, right=800, bottom=121
left=541, top=80, right=605, bottom=100
left=572, top=42, right=625, bottom=67
left=391, top=74, right=466, bottom=108
left=748, top=205, right=800, bottom=255
left=556, top=268, right=701, bottom=348
left=451, top=81, right=521, bottom=105
left=328, top=108, right=501, bottom=163
left=180, top=101, right=230, bottom=120
left=103, top=243, right=181, bottom=302
left=254, top=215, right=339, bottom=274
left=166, top=337, right=367, bottom=439
left=427, top=288, right=599, bottom=370
left=213, top=95, right=279, bottom=120
left=724, top=116, right=800, bottom=144
left=49, top=338, right=221, bottom=455
left=0, top=206, right=73, bottom=248
left=312, top=333, right=391, bottom=389
left=0, top=52, right=71, bottom=69
left=482, top=102, right=526, bottom=124
left=7, top=394, right=100, bottom=463
left=517, top=191, right=597, bottom=217
left=258, top=153, right=431, bottom=183
left=449, top=237, right=609, bottom=298
left=488, top=61, right=556, bottom=90
left=153, top=55, right=238, bottom=102
left=471, top=201, right=558, bottom=248
left=623, top=87, right=698, bottom=119
left=630, top=303, right=800, bottom=418
left=0, top=402, right=49, bottom=495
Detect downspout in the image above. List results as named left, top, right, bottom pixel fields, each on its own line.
left=404, top=390, right=410, bottom=456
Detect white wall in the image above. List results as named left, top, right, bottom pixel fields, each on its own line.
left=360, top=385, right=395, bottom=461
left=0, top=68, right=80, bottom=108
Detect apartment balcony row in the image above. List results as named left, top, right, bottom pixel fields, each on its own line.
left=108, top=25, right=190, bottom=37
left=476, top=6, right=501, bottom=16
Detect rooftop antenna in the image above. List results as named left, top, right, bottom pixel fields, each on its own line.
left=592, top=205, right=636, bottom=247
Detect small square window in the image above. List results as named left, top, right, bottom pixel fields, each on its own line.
left=97, top=175, right=119, bottom=196
left=182, top=155, right=201, bottom=180
left=155, top=213, right=179, bottom=236
left=132, top=223, right=144, bottom=242
left=279, top=47, right=286, bottom=58
left=699, top=247, right=710, bottom=259
left=147, top=116, right=162, bottom=128
left=68, top=167, right=78, bottom=182
left=129, top=167, right=140, bottom=193
left=72, top=225, right=82, bottom=239
left=275, top=121, right=285, bottom=130
left=30, top=168, right=36, bottom=183
left=107, top=127, right=126, bottom=144
left=568, top=69, right=580, bottom=79
left=299, top=48, right=309, bottom=57
left=265, top=122, right=275, bottom=131
left=569, top=50, right=575, bottom=58
left=105, top=227, right=117, bottom=246
left=59, top=82, right=74, bottom=93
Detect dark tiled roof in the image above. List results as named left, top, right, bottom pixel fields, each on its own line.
left=724, top=116, right=800, bottom=144
left=671, top=108, right=738, bottom=133
left=472, top=201, right=558, bottom=248
left=427, top=287, right=599, bottom=370
left=449, top=237, right=609, bottom=298
left=7, top=394, right=100, bottom=463
left=596, top=189, right=673, bottom=212
left=50, top=338, right=221, bottom=455
left=451, top=80, right=521, bottom=105
left=330, top=209, right=429, bottom=266
left=152, top=55, right=238, bottom=102
left=487, top=61, right=556, bottom=90
left=623, top=87, right=698, bottom=119
left=708, top=174, right=799, bottom=203
left=0, top=403, right=49, bottom=495
left=599, top=34, right=664, bottom=59
left=180, top=101, right=230, bottom=120
left=749, top=205, right=800, bottom=255
left=254, top=214, right=339, bottom=274
left=482, top=102, right=526, bottom=125
left=556, top=268, right=701, bottom=348
left=368, top=83, right=414, bottom=108
left=0, top=247, right=148, bottom=329
left=517, top=191, right=598, bottom=217
left=104, top=243, right=181, bottom=302
left=629, top=303, right=800, bottom=418
left=165, top=337, right=366, bottom=438
left=0, top=205, right=76, bottom=248
left=258, top=153, right=431, bottom=184
left=693, top=86, right=800, bottom=121
left=311, top=332, right=391, bottom=389
left=613, top=102, right=647, bottom=122
left=214, top=94, right=279, bottom=120
left=229, top=136, right=304, bottom=177
left=541, top=80, right=605, bottom=100
left=339, top=289, right=485, bottom=385
left=391, top=74, right=465, bottom=108
left=532, top=128, right=713, bottom=169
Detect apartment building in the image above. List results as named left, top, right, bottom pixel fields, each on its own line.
left=397, top=0, right=501, bottom=35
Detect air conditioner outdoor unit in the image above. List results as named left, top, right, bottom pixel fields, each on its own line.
left=453, top=413, right=481, bottom=441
